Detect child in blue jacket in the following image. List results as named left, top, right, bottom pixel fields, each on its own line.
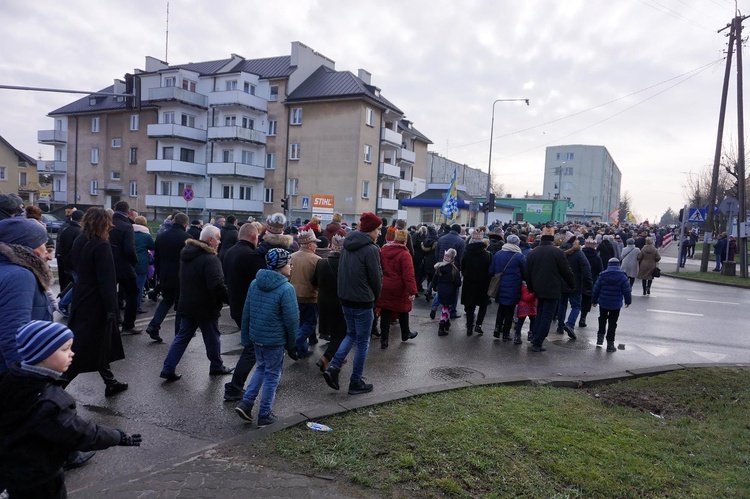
left=592, top=258, right=632, bottom=352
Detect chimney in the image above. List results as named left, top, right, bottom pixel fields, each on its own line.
left=358, top=69, right=371, bottom=85
left=113, top=79, right=126, bottom=95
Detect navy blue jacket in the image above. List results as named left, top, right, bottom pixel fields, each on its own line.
left=592, top=265, right=632, bottom=309
left=488, top=249, right=525, bottom=306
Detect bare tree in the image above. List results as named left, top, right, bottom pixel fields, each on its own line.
left=618, top=191, right=632, bottom=224
left=682, top=165, right=735, bottom=232
left=490, top=173, right=505, bottom=198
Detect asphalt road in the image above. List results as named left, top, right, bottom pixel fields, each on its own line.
left=62, top=272, right=750, bottom=493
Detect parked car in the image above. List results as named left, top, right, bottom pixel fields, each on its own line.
left=42, top=213, right=65, bottom=233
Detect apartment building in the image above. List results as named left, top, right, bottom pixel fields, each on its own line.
left=427, top=152, right=489, bottom=198
left=37, top=42, right=431, bottom=222
left=0, top=134, right=39, bottom=205
left=543, top=145, right=622, bottom=222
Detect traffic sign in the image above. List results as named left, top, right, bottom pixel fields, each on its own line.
left=687, top=208, right=706, bottom=223
left=301, top=197, right=309, bottom=210
left=182, top=187, right=194, bottom=202
left=719, top=197, right=740, bottom=216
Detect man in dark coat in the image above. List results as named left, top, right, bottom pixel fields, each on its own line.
left=222, top=222, right=265, bottom=401
left=145, top=212, right=191, bottom=343
left=187, top=220, right=203, bottom=239
left=56, top=210, right=83, bottom=297
left=556, top=237, right=592, bottom=339
left=160, top=225, right=233, bottom=380
left=218, top=215, right=239, bottom=260
left=524, top=226, right=575, bottom=352
left=109, top=201, right=139, bottom=333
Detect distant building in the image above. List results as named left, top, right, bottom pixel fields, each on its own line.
left=0, top=134, right=39, bottom=206
left=427, top=152, right=488, bottom=198
left=542, top=145, right=621, bottom=222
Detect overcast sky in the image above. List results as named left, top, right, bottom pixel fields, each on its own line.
left=2, top=0, right=748, bottom=221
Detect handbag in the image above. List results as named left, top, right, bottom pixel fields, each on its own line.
left=487, top=253, right=518, bottom=297
left=652, top=266, right=661, bottom=278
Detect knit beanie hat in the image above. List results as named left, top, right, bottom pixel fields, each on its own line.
left=331, top=234, right=344, bottom=251
left=0, top=193, right=23, bottom=216
left=626, top=238, right=635, bottom=245
left=16, top=320, right=74, bottom=367
left=0, top=217, right=49, bottom=249
left=359, top=212, right=381, bottom=233
left=608, top=257, right=621, bottom=267
left=469, top=229, right=485, bottom=244
left=332, top=212, right=343, bottom=223
left=395, top=229, right=408, bottom=244
left=443, top=248, right=457, bottom=263
left=265, top=248, right=291, bottom=270
left=385, top=226, right=397, bottom=242
left=265, top=213, right=286, bottom=235
left=71, top=210, right=84, bottom=221
left=506, top=234, right=520, bottom=245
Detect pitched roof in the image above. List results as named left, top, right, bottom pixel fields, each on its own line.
left=49, top=85, right=144, bottom=115
left=286, top=66, right=403, bottom=114
left=399, top=119, right=432, bottom=144
left=170, top=58, right=233, bottom=75
left=0, top=134, right=36, bottom=165
left=232, top=56, right=295, bottom=79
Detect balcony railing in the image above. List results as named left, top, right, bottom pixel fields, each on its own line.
left=52, top=190, right=66, bottom=203
left=377, top=197, right=399, bottom=212
left=380, top=127, right=402, bottom=148
left=38, top=160, right=67, bottom=174
left=206, top=162, right=265, bottom=180
left=38, top=129, right=67, bottom=144
left=378, top=162, right=400, bottom=178
left=204, top=198, right=264, bottom=213
left=396, top=178, right=414, bottom=193
left=208, top=90, right=268, bottom=112
left=146, top=194, right=206, bottom=209
left=147, top=123, right=207, bottom=142
left=397, top=148, right=416, bottom=164
left=208, top=126, right=266, bottom=145
left=148, top=86, right=208, bottom=109
left=396, top=209, right=408, bottom=221
left=146, top=159, right=206, bottom=177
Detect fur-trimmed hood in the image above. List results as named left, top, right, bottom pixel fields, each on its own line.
left=257, top=233, right=293, bottom=256
left=0, top=242, right=52, bottom=291
left=181, top=238, right=217, bottom=263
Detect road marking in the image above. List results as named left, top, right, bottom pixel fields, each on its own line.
left=647, top=309, right=703, bottom=317
left=687, top=299, right=739, bottom=305
left=639, top=345, right=672, bottom=357
left=691, top=351, right=728, bottom=362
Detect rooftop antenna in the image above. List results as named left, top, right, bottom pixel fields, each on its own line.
left=165, top=1, right=170, bottom=63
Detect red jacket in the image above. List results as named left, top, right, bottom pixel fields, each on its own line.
left=516, top=284, right=537, bottom=318
left=376, top=243, right=417, bottom=313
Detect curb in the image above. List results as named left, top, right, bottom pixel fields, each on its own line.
left=663, top=272, right=750, bottom=288
left=75, top=363, right=750, bottom=496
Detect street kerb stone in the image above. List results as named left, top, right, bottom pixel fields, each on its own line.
left=678, top=362, right=750, bottom=369
left=300, top=403, right=349, bottom=420
left=579, top=371, right=635, bottom=387
left=337, top=390, right=415, bottom=411
left=627, top=364, right=686, bottom=377
left=544, top=377, right=585, bottom=388
left=467, top=376, right=535, bottom=387
left=405, top=379, right=472, bottom=396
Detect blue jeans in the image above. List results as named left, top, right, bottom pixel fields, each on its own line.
left=59, top=272, right=78, bottom=310
left=294, top=303, right=318, bottom=356
left=557, top=292, right=582, bottom=329
left=332, top=306, right=373, bottom=383
left=533, top=298, right=558, bottom=348
left=242, top=344, right=284, bottom=418
left=162, top=316, right=224, bottom=374
left=714, top=254, right=722, bottom=270
left=136, top=272, right=148, bottom=310
left=148, top=287, right=182, bottom=335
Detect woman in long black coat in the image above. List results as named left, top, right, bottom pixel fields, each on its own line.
left=65, top=207, right=127, bottom=397
left=421, top=226, right=438, bottom=300
left=460, top=230, right=492, bottom=335
left=311, top=235, right=347, bottom=372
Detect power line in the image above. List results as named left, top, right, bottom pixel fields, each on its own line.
left=635, top=0, right=713, bottom=30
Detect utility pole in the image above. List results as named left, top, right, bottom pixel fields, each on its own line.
left=735, top=16, right=748, bottom=277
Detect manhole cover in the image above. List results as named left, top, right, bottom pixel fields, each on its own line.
left=219, top=325, right=239, bottom=335
left=428, top=366, right=485, bottom=381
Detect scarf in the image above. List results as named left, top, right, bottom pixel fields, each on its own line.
left=501, top=243, right=521, bottom=253
left=0, top=242, right=52, bottom=291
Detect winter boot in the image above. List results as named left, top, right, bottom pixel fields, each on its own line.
left=438, top=321, right=448, bottom=336
left=513, top=332, right=522, bottom=344
left=466, top=319, right=474, bottom=336
left=493, top=326, right=501, bottom=339
left=606, top=342, right=616, bottom=352
left=474, top=324, right=484, bottom=336
left=597, top=316, right=606, bottom=346
left=502, top=332, right=511, bottom=342
left=578, top=315, right=587, bottom=328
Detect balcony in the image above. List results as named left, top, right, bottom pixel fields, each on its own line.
left=396, top=209, right=408, bottom=221
left=204, top=198, right=264, bottom=213
left=52, top=190, right=66, bottom=203
left=396, top=178, right=414, bottom=193
left=377, top=197, right=399, bottom=212
left=397, top=148, right=416, bottom=165
left=148, top=86, right=208, bottom=109
left=378, top=162, right=400, bottom=178
left=208, top=126, right=266, bottom=145
left=147, top=123, right=207, bottom=142
left=207, top=162, right=265, bottom=180
left=146, top=159, right=206, bottom=177
left=208, top=90, right=267, bottom=112
left=38, top=129, right=67, bottom=144
left=380, top=127, right=402, bottom=148
left=146, top=194, right=206, bottom=209
left=37, top=160, right=67, bottom=174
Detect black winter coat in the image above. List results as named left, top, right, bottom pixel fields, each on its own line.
left=108, top=211, right=137, bottom=280
left=187, top=225, right=201, bottom=239
left=421, top=236, right=438, bottom=275
left=154, top=225, right=192, bottom=289
left=311, top=253, right=347, bottom=339
left=222, top=240, right=265, bottom=328
left=0, top=365, right=121, bottom=489
left=432, top=262, right=461, bottom=306
left=57, top=220, right=81, bottom=272
left=67, top=236, right=125, bottom=375
left=218, top=224, right=239, bottom=261
left=524, top=236, right=575, bottom=300
left=560, top=244, right=593, bottom=295
left=597, top=239, right=616, bottom=268
left=581, top=246, right=603, bottom=297
left=460, top=242, right=491, bottom=308
left=177, top=239, right=228, bottom=320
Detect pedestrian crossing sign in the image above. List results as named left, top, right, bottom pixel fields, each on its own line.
left=688, top=208, right=706, bottom=223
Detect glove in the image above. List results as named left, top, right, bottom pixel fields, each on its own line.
left=287, top=348, right=299, bottom=361
left=118, top=430, right=142, bottom=447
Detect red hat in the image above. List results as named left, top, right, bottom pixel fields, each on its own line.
left=385, top=226, right=397, bottom=241
left=359, top=212, right=381, bottom=233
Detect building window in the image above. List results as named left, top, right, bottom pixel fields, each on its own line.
left=129, top=180, right=137, bottom=197
left=90, top=180, right=99, bottom=195
left=111, top=138, right=122, bottom=148
left=366, top=107, right=375, bottom=127
left=177, top=182, right=193, bottom=194
left=0, top=166, right=6, bottom=180
left=130, top=114, right=139, bottom=131
left=91, top=117, right=100, bottom=133
left=269, top=85, right=278, bottom=101
left=163, top=146, right=174, bottom=160
left=224, top=115, right=237, bottom=126
left=222, top=149, right=234, bottom=163
left=266, top=152, right=275, bottom=170
left=225, top=80, right=238, bottom=91
left=18, top=172, right=27, bottom=186
left=161, top=180, right=172, bottom=196
left=54, top=179, right=61, bottom=191
left=289, top=143, right=300, bottom=160
left=110, top=171, right=121, bottom=181
left=182, top=79, right=196, bottom=92
left=264, top=188, right=274, bottom=203
left=222, top=185, right=234, bottom=199
left=243, top=82, right=255, bottom=95
left=55, top=119, right=63, bottom=131
left=288, top=178, right=298, bottom=196
left=164, top=76, right=176, bottom=87
left=290, top=108, right=302, bottom=125
left=241, top=150, right=254, bottom=165
left=89, top=98, right=97, bottom=106
left=566, top=152, right=574, bottom=161
left=241, top=116, right=254, bottom=129
left=268, top=120, right=277, bottom=136
left=91, top=148, right=99, bottom=164
left=181, top=114, right=196, bottom=128
left=239, top=185, right=252, bottom=200
left=163, top=112, right=175, bottom=124
left=180, top=148, right=195, bottom=163
left=129, top=147, right=138, bottom=164
left=362, top=180, right=370, bottom=199
left=564, top=166, right=573, bottom=175
left=364, top=144, right=373, bottom=163
left=421, top=208, right=435, bottom=224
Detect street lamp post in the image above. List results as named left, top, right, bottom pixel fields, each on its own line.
left=485, top=98, right=530, bottom=225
